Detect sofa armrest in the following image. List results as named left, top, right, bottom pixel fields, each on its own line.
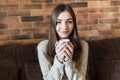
left=24, top=61, right=43, bottom=80
left=0, top=67, right=20, bottom=80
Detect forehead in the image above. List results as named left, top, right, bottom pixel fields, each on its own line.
left=57, top=11, right=72, bottom=20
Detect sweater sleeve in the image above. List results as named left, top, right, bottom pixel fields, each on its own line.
left=64, top=40, right=89, bottom=80
left=37, top=40, right=64, bottom=80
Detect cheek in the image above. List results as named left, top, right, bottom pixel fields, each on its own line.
left=69, top=25, right=74, bottom=32
left=56, top=26, right=60, bottom=33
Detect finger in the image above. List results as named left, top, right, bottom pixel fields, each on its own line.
left=64, top=47, right=71, bottom=56
left=57, top=50, right=66, bottom=62
left=65, top=43, right=74, bottom=54
left=55, top=41, right=59, bottom=46
left=66, top=42, right=74, bottom=48
left=63, top=52, right=69, bottom=61
left=59, top=48, right=65, bottom=56
left=64, top=49, right=70, bottom=57
left=56, top=43, right=66, bottom=53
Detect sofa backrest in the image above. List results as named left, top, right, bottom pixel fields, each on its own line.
left=87, top=38, right=120, bottom=80
left=0, top=42, right=43, bottom=80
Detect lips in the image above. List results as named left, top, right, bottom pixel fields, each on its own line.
left=61, top=31, right=69, bottom=34
left=58, top=31, right=69, bottom=38
left=61, top=31, right=69, bottom=36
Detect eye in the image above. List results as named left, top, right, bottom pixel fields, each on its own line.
left=67, top=20, right=73, bottom=24
left=56, top=21, right=61, bottom=25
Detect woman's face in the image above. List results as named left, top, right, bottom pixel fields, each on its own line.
left=56, top=11, right=74, bottom=39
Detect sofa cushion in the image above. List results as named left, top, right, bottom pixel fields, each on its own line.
left=0, top=67, right=20, bottom=80
left=24, top=61, right=43, bottom=80
left=0, top=43, right=41, bottom=80
left=20, top=43, right=38, bottom=61
left=0, top=44, right=21, bottom=67
left=87, top=38, right=120, bottom=80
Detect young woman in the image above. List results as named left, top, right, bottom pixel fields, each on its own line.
left=37, top=3, right=88, bottom=80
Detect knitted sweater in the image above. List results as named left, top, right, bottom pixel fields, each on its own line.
left=37, top=40, right=88, bottom=80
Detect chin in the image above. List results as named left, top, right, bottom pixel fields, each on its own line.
left=60, top=36, right=69, bottom=39
left=59, top=34, right=69, bottom=39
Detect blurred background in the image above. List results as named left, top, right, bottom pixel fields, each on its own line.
left=0, top=0, right=120, bottom=44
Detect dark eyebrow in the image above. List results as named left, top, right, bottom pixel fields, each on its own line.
left=57, top=18, right=73, bottom=21
left=57, top=19, right=62, bottom=21
left=67, top=18, right=73, bottom=20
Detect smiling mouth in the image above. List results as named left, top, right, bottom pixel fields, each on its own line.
left=61, top=31, right=69, bottom=34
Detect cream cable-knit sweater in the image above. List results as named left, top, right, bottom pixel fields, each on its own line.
left=37, top=40, right=88, bottom=80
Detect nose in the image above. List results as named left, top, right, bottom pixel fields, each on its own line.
left=62, top=22, right=68, bottom=30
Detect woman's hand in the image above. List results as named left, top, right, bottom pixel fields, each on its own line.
left=55, top=41, right=66, bottom=62
left=55, top=39, right=74, bottom=62
left=63, top=41, right=74, bottom=61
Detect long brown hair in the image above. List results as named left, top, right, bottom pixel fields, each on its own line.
left=46, top=3, right=82, bottom=65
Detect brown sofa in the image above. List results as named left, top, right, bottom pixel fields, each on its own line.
left=87, top=37, right=120, bottom=80
left=0, top=37, right=120, bottom=80
left=0, top=40, right=43, bottom=80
